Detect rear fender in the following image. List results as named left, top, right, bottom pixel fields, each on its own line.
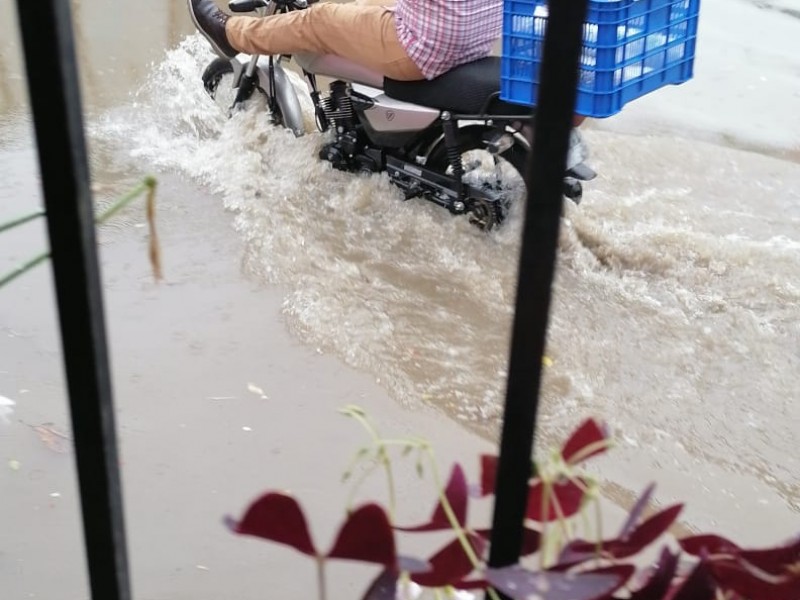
left=462, top=122, right=596, bottom=181
left=422, top=122, right=529, bottom=165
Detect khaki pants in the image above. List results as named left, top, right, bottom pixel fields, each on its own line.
left=226, top=0, right=423, bottom=81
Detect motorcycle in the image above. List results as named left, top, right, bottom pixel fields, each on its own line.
left=198, top=0, right=596, bottom=230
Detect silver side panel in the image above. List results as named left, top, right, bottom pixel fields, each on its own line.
left=352, top=84, right=440, bottom=133
left=294, top=53, right=384, bottom=88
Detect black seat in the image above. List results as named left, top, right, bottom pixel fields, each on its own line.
left=383, top=57, right=532, bottom=116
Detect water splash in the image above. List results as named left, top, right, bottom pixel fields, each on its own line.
left=97, top=35, right=800, bottom=541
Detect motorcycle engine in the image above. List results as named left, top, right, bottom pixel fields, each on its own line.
left=317, top=81, right=380, bottom=175
left=320, top=82, right=358, bottom=160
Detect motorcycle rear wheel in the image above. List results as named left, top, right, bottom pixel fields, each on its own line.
left=425, top=125, right=528, bottom=230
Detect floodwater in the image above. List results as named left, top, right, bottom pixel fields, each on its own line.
left=1, top=0, right=799, bottom=596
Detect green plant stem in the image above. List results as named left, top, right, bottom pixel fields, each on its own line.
left=339, top=409, right=505, bottom=600
left=344, top=410, right=399, bottom=517
left=345, top=459, right=382, bottom=512
left=426, top=451, right=480, bottom=565
left=379, top=446, right=397, bottom=517
left=95, top=177, right=156, bottom=224
left=580, top=496, right=592, bottom=540
left=593, top=495, right=604, bottom=562
left=0, top=210, right=45, bottom=235
left=341, top=447, right=369, bottom=484
left=373, top=438, right=428, bottom=448
left=568, top=474, right=593, bottom=496
left=0, top=251, right=50, bottom=290
left=424, top=452, right=502, bottom=600
left=316, top=557, right=327, bottom=600
left=539, top=480, right=553, bottom=569
left=549, top=485, right=572, bottom=545
left=0, top=177, right=156, bottom=291
left=564, top=439, right=613, bottom=466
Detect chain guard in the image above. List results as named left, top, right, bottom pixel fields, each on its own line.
left=319, top=145, right=508, bottom=230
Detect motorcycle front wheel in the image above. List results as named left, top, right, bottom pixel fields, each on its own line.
left=201, top=58, right=281, bottom=125
left=202, top=58, right=240, bottom=110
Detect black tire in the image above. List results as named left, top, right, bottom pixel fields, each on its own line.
left=425, top=125, right=529, bottom=229
left=202, top=57, right=235, bottom=99
left=201, top=58, right=282, bottom=126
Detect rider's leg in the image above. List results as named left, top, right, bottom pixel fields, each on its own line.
left=226, top=4, right=422, bottom=80
left=354, top=0, right=396, bottom=6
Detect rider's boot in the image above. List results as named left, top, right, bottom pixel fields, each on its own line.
left=188, top=0, right=238, bottom=59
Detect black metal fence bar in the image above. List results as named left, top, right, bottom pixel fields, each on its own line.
left=488, top=0, right=590, bottom=576
left=14, top=1, right=131, bottom=599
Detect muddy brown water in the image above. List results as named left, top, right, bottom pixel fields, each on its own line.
left=1, top=0, right=799, bottom=598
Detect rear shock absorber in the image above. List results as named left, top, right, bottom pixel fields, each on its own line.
left=441, top=112, right=464, bottom=198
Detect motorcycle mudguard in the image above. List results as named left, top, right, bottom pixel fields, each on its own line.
left=257, top=62, right=305, bottom=137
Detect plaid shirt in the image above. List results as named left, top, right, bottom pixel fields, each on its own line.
left=394, top=0, right=503, bottom=80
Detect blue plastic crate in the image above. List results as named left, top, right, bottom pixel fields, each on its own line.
left=500, top=0, right=700, bottom=118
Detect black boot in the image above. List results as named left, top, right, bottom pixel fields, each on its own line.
left=188, top=0, right=238, bottom=59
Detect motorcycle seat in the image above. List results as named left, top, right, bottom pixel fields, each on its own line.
left=383, top=57, right=532, bottom=116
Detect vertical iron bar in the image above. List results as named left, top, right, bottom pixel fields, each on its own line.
left=14, top=1, right=131, bottom=599
left=488, top=0, right=590, bottom=576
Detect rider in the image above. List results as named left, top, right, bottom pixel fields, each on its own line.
left=188, top=0, right=503, bottom=82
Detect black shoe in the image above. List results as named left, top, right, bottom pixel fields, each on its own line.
left=188, top=0, right=238, bottom=59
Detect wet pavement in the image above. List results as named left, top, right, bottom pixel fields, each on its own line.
left=1, top=0, right=799, bottom=597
